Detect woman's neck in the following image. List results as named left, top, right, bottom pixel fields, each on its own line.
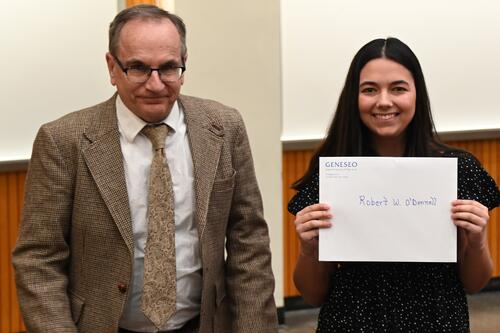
left=372, top=136, right=406, bottom=157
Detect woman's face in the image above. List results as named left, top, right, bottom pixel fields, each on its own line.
left=358, top=58, right=416, bottom=155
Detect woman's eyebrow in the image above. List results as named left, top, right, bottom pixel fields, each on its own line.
left=359, top=80, right=377, bottom=86
left=391, top=80, right=410, bottom=85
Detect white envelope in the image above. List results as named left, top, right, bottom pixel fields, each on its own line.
left=319, top=157, right=457, bottom=262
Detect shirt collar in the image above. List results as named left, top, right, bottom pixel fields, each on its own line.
left=116, top=95, right=181, bottom=143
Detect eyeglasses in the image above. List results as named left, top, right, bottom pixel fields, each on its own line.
left=113, top=56, right=186, bottom=84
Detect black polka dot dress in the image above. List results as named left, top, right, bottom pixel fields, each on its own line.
left=288, top=150, right=500, bottom=332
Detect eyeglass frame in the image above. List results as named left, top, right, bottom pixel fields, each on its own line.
left=112, top=55, right=186, bottom=83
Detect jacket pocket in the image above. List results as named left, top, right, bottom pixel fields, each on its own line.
left=212, top=170, right=236, bottom=193
left=69, top=290, right=85, bottom=324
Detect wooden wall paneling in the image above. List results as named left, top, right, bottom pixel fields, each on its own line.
left=432, top=139, right=500, bottom=276
left=491, top=140, right=499, bottom=276
left=283, top=151, right=296, bottom=297
left=283, top=151, right=297, bottom=297
left=8, top=173, right=21, bottom=333
left=0, top=171, right=26, bottom=333
left=282, top=152, right=288, bottom=295
left=491, top=209, right=499, bottom=277
left=283, top=150, right=314, bottom=297
left=486, top=140, right=499, bottom=276
left=282, top=152, right=289, bottom=296
left=450, top=140, right=500, bottom=276
left=483, top=141, right=496, bottom=276
left=16, top=172, right=25, bottom=332
left=126, top=0, right=158, bottom=7
left=290, top=152, right=304, bottom=295
left=7, top=174, right=19, bottom=333
left=0, top=174, right=9, bottom=333
left=472, top=140, right=481, bottom=161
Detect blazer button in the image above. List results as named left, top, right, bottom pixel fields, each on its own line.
left=117, top=283, right=128, bottom=293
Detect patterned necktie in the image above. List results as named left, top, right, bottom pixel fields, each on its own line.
left=140, top=124, right=176, bottom=328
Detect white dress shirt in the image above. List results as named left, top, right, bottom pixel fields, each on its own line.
left=116, top=96, right=202, bottom=331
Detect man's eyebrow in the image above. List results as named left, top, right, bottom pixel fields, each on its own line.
left=123, top=58, right=146, bottom=66
left=159, top=60, right=183, bottom=67
left=123, top=59, right=182, bottom=67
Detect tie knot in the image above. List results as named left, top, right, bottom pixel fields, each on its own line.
left=142, top=124, right=169, bottom=151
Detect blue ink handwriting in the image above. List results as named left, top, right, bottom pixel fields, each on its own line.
left=359, top=195, right=437, bottom=207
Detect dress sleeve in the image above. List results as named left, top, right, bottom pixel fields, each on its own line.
left=287, top=170, right=320, bottom=216
left=456, top=151, right=500, bottom=210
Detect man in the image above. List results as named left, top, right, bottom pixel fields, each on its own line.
left=12, top=5, right=277, bottom=333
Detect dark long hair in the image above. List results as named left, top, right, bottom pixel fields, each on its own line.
left=293, top=37, right=448, bottom=190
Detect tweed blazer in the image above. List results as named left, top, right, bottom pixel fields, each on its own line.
left=12, top=94, right=278, bottom=333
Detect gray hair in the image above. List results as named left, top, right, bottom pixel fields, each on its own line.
left=109, top=4, right=187, bottom=61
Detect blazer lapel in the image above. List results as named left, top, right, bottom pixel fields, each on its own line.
left=179, top=95, right=224, bottom=239
left=81, top=96, right=134, bottom=254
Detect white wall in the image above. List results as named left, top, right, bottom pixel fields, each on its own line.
left=0, top=0, right=117, bottom=161
left=176, top=0, right=284, bottom=307
left=281, top=0, right=500, bottom=142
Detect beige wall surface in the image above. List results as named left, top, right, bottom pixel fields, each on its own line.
left=281, top=0, right=500, bottom=142
left=176, top=1, right=284, bottom=307
left=0, top=0, right=117, bottom=161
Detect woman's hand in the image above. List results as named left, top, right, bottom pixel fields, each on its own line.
left=452, top=199, right=493, bottom=293
left=293, top=203, right=335, bottom=305
left=452, top=199, right=489, bottom=250
left=294, top=203, right=332, bottom=258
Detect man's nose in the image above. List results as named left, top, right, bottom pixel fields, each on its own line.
left=144, top=70, right=165, bottom=91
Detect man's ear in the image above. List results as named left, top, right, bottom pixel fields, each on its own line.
left=180, top=53, right=188, bottom=85
left=105, top=52, right=117, bottom=86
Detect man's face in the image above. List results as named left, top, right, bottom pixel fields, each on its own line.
left=106, top=18, right=185, bottom=123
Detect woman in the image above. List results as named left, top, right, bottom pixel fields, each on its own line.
left=288, top=38, right=500, bottom=332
